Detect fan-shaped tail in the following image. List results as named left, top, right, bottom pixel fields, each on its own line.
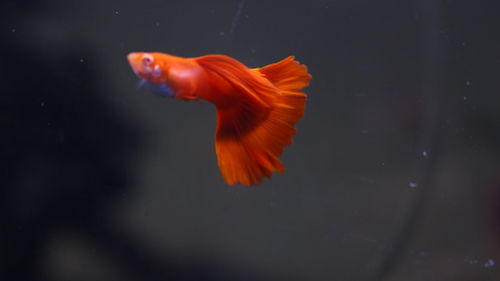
left=204, top=56, right=311, bottom=186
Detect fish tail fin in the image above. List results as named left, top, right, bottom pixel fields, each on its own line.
left=258, top=56, right=312, bottom=95
left=256, top=56, right=311, bottom=132
left=197, top=55, right=311, bottom=186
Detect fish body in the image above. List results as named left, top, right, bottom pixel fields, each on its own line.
left=127, top=52, right=311, bottom=186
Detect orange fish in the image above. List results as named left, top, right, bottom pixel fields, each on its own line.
left=127, top=52, right=311, bottom=186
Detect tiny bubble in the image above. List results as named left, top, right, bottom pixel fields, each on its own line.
left=463, top=96, right=467, bottom=101
left=409, top=182, right=418, bottom=188
left=155, top=22, right=160, bottom=27
left=422, top=151, right=428, bottom=158
left=79, top=58, right=84, bottom=63
left=219, top=31, right=225, bottom=36
left=465, top=81, right=471, bottom=86
left=381, top=162, right=385, bottom=166
left=114, top=10, right=119, bottom=15
left=11, top=28, right=16, bottom=33
left=41, top=101, right=45, bottom=107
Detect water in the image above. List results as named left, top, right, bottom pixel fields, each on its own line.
left=1, top=1, right=499, bottom=281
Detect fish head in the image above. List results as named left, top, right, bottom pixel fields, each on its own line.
left=127, top=52, right=174, bottom=97
left=127, top=52, right=166, bottom=83
left=127, top=52, right=202, bottom=100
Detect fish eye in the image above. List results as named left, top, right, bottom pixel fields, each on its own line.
left=142, top=54, right=153, bottom=66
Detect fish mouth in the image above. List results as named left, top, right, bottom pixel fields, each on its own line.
left=127, top=52, right=140, bottom=63
left=127, top=53, right=142, bottom=76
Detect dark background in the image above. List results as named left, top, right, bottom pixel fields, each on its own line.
left=2, top=0, right=500, bottom=280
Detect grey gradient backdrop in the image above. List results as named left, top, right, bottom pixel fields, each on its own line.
left=2, top=0, right=500, bottom=281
